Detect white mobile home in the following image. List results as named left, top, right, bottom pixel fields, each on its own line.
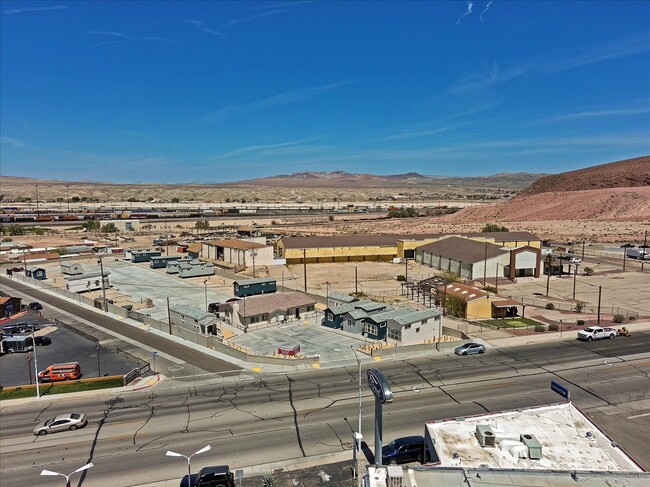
left=65, top=271, right=111, bottom=293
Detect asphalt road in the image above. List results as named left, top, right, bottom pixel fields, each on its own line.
left=0, top=276, right=240, bottom=375
left=1, top=335, right=649, bottom=486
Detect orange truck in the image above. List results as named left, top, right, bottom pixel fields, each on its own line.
left=38, top=362, right=81, bottom=383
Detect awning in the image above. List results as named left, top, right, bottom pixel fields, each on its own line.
left=491, top=299, right=521, bottom=307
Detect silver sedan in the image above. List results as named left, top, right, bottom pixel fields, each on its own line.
left=33, top=413, right=88, bottom=436
left=454, top=342, right=486, bottom=356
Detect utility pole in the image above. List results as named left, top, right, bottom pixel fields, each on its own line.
left=483, top=241, right=488, bottom=286
left=303, top=249, right=307, bottom=292
left=32, top=329, right=41, bottom=399
left=167, top=297, right=172, bottom=335
left=642, top=230, right=648, bottom=273
left=597, top=286, right=602, bottom=324
left=581, top=241, right=585, bottom=261
left=66, top=185, right=70, bottom=212
left=572, top=264, right=578, bottom=300
left=35, top=184, right=40, bottom=221
left=355, top=266, right=358, bottom=295
left=623, top=247, right=627, bottom=271
left=282, top=270, right=285, bottom=292
left=495, top=263, right=499, bottom=293
left=405, top=258, right=408, bottom=282
left=98, top=256, right=107, bottom=312
left=251, top=250, right=257, bottom=278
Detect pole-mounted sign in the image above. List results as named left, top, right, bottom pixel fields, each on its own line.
left=367, top=368, right=393, bottom=404
left=551, top=380, right=570, bottom=400
left=367, top=368, right=393, bottom=465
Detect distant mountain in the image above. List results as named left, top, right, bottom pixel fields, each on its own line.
left=232, top=171, right=544, bottom=189
left=516, top=155, right=650, bottom=198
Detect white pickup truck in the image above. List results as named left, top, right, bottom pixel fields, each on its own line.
left=577, top=326, right=616, bottom=342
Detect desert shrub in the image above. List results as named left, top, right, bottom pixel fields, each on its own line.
left=577, top=319, right=585, bottom=326
left=534, top=324, right=546, bottom=333
left=396, top=274, right=406, bottom=282
left=545, top=303, right=555, bottom=310
left=548, top=323, right=559, bottom=332
left=482, top=223, right=509, bottom=232
left=613, top=314, right=625, bottom=323
left=574, top=302, right=585, bottom=313
left=584, top=267, right=594, bottom=276
left=629, top=315, right=636, bottom=321
left=481, top=285, right=497, bottom=293
left=261, top=474, right=275, bottom=487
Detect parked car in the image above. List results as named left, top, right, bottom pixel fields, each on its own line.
left=34, top=336, right=52, bottom=346
left=569, top=257, right=582, bottom=264
left=382, top=436, right=425, bottom=465
left=2, top=324, right=20, bottom=334
left=207, top=302, right=221, bottom=313
left=29, top=302, right=43, bottom=310
left=180, top=465, right=234, bottom=487
left=14, top=322, right=40, bottom=333
left=33, top=413, right=87, bottom=436
left=454, top=342, right=486, bottom=356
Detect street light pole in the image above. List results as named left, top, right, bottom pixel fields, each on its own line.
left=32, top=329, right=40, bottom=398
left=41, top=462, right=94, bottom=487
left=96, top=343, right=101, bottom=377
left=204, top=279, right=208, bottom=312
left=98, top=255, right=107, bottom=312
left=251, top=250, right=257, bottom=278
left=166, top=445, right=211, bottom=486
left=572, top=264, right=579, bottom=300
left=597, top=285, right=602, bottom=325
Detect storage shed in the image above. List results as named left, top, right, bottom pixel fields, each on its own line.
left=25, top=267, right=47, bottom=280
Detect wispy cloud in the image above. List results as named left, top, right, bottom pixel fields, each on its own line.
left=182, top=19, right=224, bottom=37
left=456, top=2, right=474, bottom=25
left=202, top=83, right=350, bottom=123
left=2, top=5, right=69, bottom=14
left=480, top=1, right=494, bottom=23
left=548, top=106, right=650, bottom=121
left=141, top=36, right=182, bottom=45
left=447, top=32, right=650, bottom=95
left=211, top=138, right=321, bottom=160
left=369, top=126, right=451, bottom=143
left=222, top=9, right=285, bottom=28
left=1, top=136, right=29, bottom=148
left=85, top=30, right=131, bottom=39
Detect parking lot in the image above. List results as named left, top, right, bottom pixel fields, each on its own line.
left=0, top=311, right=143, bottom=387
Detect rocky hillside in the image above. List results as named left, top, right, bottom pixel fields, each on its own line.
left=517, top=155, right=650, bottom=197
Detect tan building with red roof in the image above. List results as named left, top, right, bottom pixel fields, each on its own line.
left=437, top=282, right=522, bottom=320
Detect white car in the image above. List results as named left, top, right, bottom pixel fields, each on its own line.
left=569, top=257, right=582, bottom=264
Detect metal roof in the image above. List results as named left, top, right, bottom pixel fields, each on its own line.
left=417, top=236, right=509, bottom=263
left=64, top=271, right=110, bottom=281
left=328, top=291, right=357, bottom=303
left=279, top=234, right=444, bottom=249
left=203, top=239, right=266, bottom=250
left=170, top=304, right=215, bottom=324
left=233, top=277, right=276, bottom=286
left=230, top=292, right=316, bottom=318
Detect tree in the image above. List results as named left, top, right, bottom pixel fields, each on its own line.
left=544, top=254, right=556, bottom=297
left=82, top=219, right=100, bottom=232
left=101, top=222, right=118, bottom=233
left=171, top=197, right=180, bottom=203
left=9, top=224, right=25, bottom=236
left=445, top=294, right=466, bottom=318
left=584, top=267, right=594, bottom=276
left=195, top=219, right=210, bottom=230
left=482, top=223, right=509, bottom=232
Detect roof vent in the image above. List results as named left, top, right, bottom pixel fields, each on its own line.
left=520, top=433, right=542, bottom=460
left=476, top=425, right=495, bottom=447
left=386, top=465, right=403, bottom=487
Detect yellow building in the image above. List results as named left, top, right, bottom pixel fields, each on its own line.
left=277, top=232, right=541, bottom=265
left=438, top=282, right=522, bottom=320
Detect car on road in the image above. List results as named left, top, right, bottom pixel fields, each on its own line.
left=180, top=465, right=234, bottom=487
left=29, top=302, right=43, bottom=310
left=454, top=342, right=486, bottom=356
left=33, top=413, right=87, bottom=436
left=577, top=326, right=616, bottom=342
left=569, top=257, right=582, bottom=264
left=34, top=336, right=52, bottom=346
left=382, top=435, right=425, bottom=465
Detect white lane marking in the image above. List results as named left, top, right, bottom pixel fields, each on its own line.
left=626, top=412, right=650, bottom=419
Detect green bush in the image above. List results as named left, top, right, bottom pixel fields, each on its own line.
left=396, top=274, right=406, bottom=282
left=545, top=303, right=555, bottom=310
left=534, top=324, right=546, bottom=333
left=577, top=319, right=585, bottom=326
left=548, top=323, right=559, bottom=332
left=574, top=302, right=585, bottom=313
left=481, top=285, right=497, bottom=293
left=613, top=314, right=625, bottom=323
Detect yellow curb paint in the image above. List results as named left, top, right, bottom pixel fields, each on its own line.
left=312, top=363, right=321, bottom=368
left=373, top=356, right=382, bottom=361
left=252, top=367, right=262, bottom=372
left=303, top=321, right=309, bottom=324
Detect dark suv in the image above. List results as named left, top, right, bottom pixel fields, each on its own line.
left=180, top=465, right=234, bottom=487
left=382, top=435, right=425, bottom=465
left=29, top=302, right=43, bottom=310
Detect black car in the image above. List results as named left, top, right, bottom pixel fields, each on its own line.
left=14, top=323, right=40, bottom=333
left=34, top=336, right=52, bottom=346
left=180, top=465, right=234, bottom=487
left=382, top=435, right=425, bottom=465
left=2, top=324, right=20, bottom=334
left=207, top=302, right=221, bottom=314
left=29, top=302, right=43, bottom=310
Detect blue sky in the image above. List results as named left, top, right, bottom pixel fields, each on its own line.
left=1, top=1, right=649, bottom=183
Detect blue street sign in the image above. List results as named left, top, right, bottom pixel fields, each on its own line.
left=551, top=380, right=570, bottom=400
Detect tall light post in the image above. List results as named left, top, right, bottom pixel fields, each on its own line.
left=204, top=279, right=208, bottom=312
left=32, top=329, right=41, bottom=398
left=166, top=445, right=211, bottom=486
left=251, top=250, right=258, bottom=278
left=350, top=346, right=363, bottom=478
left=96, top=343, right=102, bottom=377
left=41, top=462, right=94, bottom=487
left=572, top=264, right=579, bottom=300
left=97, top=255, right=107, bottom=312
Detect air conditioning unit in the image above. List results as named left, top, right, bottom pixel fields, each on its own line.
left=476, top=425, right=495, bottom=447
left=520, top=433, right=543, bottom=460
left=386, top=465, right=403, bottom=487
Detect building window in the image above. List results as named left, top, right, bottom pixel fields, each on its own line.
left=422, top=319, right=428, bottom=324
left=364, top=323, right=378, bottom=335
left=416, top=327, right=420, bottom=333
left=347, top=319, right=354, bottom=327
left=404, top=324, right=411, bottom=329
left=388, top=329, right=401, bottom=341
left=327, top=313, right=333, bottom=321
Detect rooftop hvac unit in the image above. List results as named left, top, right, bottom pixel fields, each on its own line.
left=476, top=425, right=496, bottom=447
left=520, top=433, right=543, bottom=460
left=386, top=465, right=403, bottom=487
